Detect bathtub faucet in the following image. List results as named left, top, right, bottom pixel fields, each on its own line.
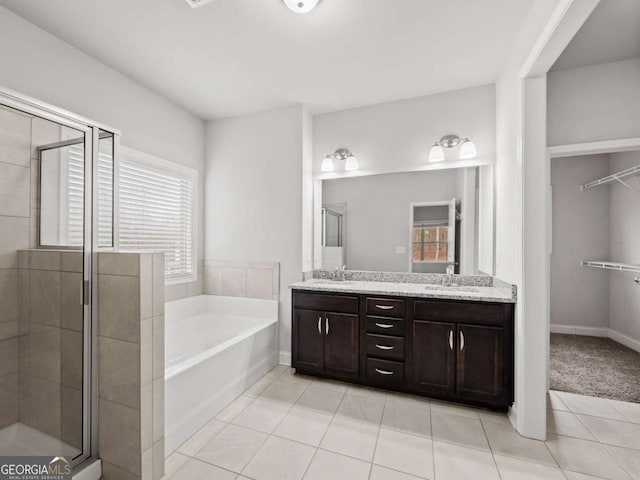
left=333, top=265, right=347, bottom=282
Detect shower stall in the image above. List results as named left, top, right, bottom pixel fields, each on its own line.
left=0, top=88, right=118, bottom=470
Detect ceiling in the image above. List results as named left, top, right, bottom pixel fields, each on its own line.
left=551, top=0, right=640, bottom=72
left=0, top=0, right=535, bottom=120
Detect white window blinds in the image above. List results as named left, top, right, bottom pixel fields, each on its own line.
left=118, top=154, right=196, bottom=281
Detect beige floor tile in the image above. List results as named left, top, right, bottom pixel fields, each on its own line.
left=161, top=452, right=189, bottom=480
left=195, top=424, right=268, bottom=473
left=577, top=415, right=640, bottom=450
left=483, top=420, right=556, bottom=466
left=373, top=428, right=434, bottom=479
left=170, top=458, right=236, bottom=480
left=260, top=378, right=308, bottom=405
left=369, top=465, right=426, bottom=480
left=177, top=419, right=227, bottom=456
left=548, top=391, right=571, bottom=412
left=494, top=454, right=566, bottom=480
left=605, top=444, right=640, bottom=479
left=309, top=378, right=349, bottom=393
left=336, top=392, right=385, bottom=424
left=273, top=406, right=332, bottom=446
left=231, top=397, right=291, bottom=434
left=320, top=416, right=379, bottom=462
left=216, top=395, right=254, bottom=422
left=433, top=441, right=499, bottom=480
left=430, top=401, right=481, bottom=419
left=303, top=449, right=371, bottom=480
left=563, top=472, right=608, bottom=480
left=242, top=436, right=315, bottom=480
left=547, top=410, right=597, bottom=441
left=244, top=376, right=275, bottom=398
left=264, top=364, right=289, bottom=379
left=545, top=434, right=631, bottom=480
left=431, top=410, right=489, bottom=451
left=296, top=384, right=345, bottom=415
left=478, top=410, right=512, bottom=427
left=555, top=392, right=626, bottom=421
left=607, top=399, right=640, bottom=425
left=381, top=397, right=431, bottom=437
left=278, top=369, right=313, bottom=387
left=346, top=385, right=388, bottom=401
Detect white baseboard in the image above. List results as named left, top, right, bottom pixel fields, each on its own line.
left=551, top=324, right=640, bottom=353
left=279, top=351, right=292, bottom=366
left=608, top=329, right=640, bottom=353
left=550, top=324, right=608, bottom=337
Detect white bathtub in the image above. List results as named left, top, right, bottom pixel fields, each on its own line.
left=164, top=295, right=278, bottom=455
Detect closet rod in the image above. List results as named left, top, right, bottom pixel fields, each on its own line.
left=580, top=164, right=640, bottom=191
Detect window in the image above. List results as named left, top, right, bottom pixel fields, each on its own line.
left=412, top=224, right=448, bottom=262
left=117, top=148, right=197, bottom=283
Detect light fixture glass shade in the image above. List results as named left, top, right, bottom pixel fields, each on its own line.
left=321, top=155, right=334, bottom=172
left=459, top=139, right=477, bottom=160
left=283, top=0, right=321, bottom=14
left=428, top=144, right=445, bottom=163
left=344, top=154, right=359, bottom=171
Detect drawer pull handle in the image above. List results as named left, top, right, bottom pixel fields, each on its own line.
left=376, top=344, right=394, bottom=350
left=375, top=323, right=394, bottom=329
left=375, top=305, right=395, bottom=310
left=318, top=317, right=322, bottom=334
left=448, top=330, right=454, bottom=350
left=375, top=368, right=394, bottom=375
left=326, top=318, right=329, bottom=335
left=460, top=330, right=465, bottom=351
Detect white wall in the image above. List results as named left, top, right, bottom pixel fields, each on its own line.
left=608, top=150, right=640, bottom=345
left=313, top=84, right=496, bottom=176
left=204, top=105, right=306, bottom=361
left=0, top=7, right=206, bottom=258
left=550, top=155, right=610, bottom=331
left=548, top=58, right=640, bottom=146
left=322, top=169, right=461, bottom=273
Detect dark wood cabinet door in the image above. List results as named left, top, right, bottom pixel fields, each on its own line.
left=456, top=324, right=504, bottom=403
left=324, top=312, right=359, bottom=376
left=412, top=320, right=456, bottom=395
left=292, top=309, right=325, bottom=372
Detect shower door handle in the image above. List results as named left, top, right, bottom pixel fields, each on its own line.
left=83, top=280, right=90, bottom=306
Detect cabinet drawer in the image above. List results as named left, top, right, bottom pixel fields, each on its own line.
left=366, top=358, right=405, bottom=384
left=366, top=316, right=404, bottom=336
left=366, top=334, right=405, bottom=361
left=413, top=300, right=504, bottom=325
left=293, top=291, right=358, bottom=314
left=366, top=297, right=405, bottom=317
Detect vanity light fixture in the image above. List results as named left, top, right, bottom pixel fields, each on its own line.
left=283, top=0, right=321, bottom=14
left=322, top=148, right=358, bottom=172
left=428, top=135, right=477, bottom=163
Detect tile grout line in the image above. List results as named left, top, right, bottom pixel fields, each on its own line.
left=478, top=417, right=504, bottom=480
left=367, top=392, right=388, bottom=480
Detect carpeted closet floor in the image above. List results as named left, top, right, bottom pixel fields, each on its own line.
left=550, top=333, right=640, bottom=403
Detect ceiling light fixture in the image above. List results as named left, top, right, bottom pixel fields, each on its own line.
left=428, top=134, right=477, bottom=163
left=322, top=148, right=358, bottom=172
left=283, top=0, right=321, bottom=14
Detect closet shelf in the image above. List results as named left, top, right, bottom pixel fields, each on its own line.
left=580, top=164, right=640, bottom=191
left=581, top=260, right=640, bottom=274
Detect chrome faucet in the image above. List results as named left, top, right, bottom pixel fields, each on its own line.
left=442, top=263, right=456, bottom=287
left=333, top=265, right=347, bottom=281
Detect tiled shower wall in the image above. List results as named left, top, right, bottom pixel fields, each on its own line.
left=165, top=260, right=280, bottom=302
left=17, top=250, right=84, bottom=448
left=98, top=252, right=165, bottom=480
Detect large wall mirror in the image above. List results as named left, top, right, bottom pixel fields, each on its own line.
left=319, top=165, right=495, bottom=275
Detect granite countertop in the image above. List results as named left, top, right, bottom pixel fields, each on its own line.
left=290, top=274, right=516, bottom=304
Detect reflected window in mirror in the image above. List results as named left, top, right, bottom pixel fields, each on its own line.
left=412, top=224, right=449, bottom=263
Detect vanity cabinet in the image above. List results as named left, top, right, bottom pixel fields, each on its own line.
left=292, top=290, right=514, bottom=410
left=292, top=293, right=359, bottom=378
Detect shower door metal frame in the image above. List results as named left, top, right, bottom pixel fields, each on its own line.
left=0, top=86, right=120, bottom=470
